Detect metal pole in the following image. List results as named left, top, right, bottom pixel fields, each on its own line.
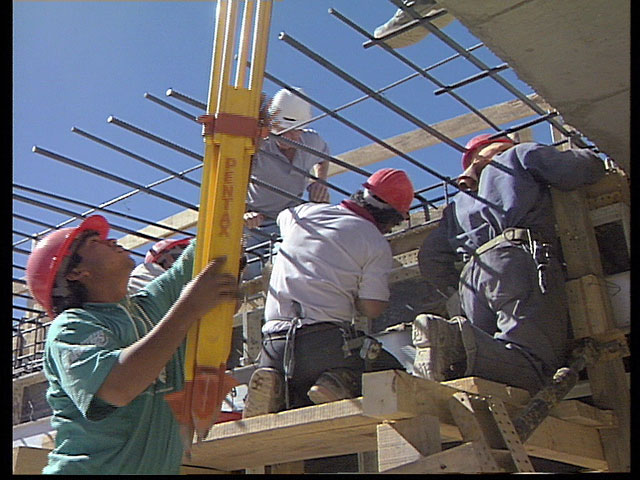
left=71, top=127, right=201, bottom=187
left=31, top=146, right=199, bottom=211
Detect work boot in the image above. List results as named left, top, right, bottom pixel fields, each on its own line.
left=307, top=368, right=360, bottom=405
left=412, top=314, right=466, bottom=382
left=242, top=367, right=285, bottom=418
left=373, top=0, right=453, bottom=49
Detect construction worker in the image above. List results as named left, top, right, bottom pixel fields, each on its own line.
left=415, top=134, right=606, bottom=394
left=243, top=87, right=330, bottom=278
left=127, top=237, right=191, bottom=294
left=242, top=168, right=414, bottom=418
left=25, top=215, right=238, bottom=474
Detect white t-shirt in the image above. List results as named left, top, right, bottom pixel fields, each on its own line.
left=263, top=203, right=392, bottom=334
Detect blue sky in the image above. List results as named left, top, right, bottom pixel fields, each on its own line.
left=13, top=1, right=544, bottom=310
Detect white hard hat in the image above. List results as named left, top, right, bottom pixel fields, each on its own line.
left=268, top=88, right=312, bottom=131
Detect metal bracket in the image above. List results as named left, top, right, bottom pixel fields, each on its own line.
left=485, top=397, right=534, bottom=472
left=197, top=113, right=259, bottom=138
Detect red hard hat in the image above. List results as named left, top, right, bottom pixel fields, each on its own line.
left=461, top=134, right=515, bottom=170
left=362, top=168, right=414, bottom=217
left=145, top=237, right=191, bottom=264
left=25, top=215, right=110, bottom=319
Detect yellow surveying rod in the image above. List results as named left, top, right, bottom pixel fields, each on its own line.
left=165, top=0, right=273, bottom=445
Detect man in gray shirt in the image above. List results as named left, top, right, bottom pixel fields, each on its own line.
left=243, top=88, right=330, bottom=278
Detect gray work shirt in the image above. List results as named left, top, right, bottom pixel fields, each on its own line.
left=419, top=142, right=606, bottom=292
left=247, top=129, right=330, bottom=220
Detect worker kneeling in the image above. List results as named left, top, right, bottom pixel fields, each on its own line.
left=243, top=168, right=414, bottom=417
left=414, top=134, right=606, bottom=394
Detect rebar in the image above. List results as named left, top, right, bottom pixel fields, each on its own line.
left=107, top=116, right=203, bottom=160
left=12, top=163, right=203, bottom=249
left=32, top=146, right=199, bottom=211
left=330, top=8, right=501, bottom=131
left=13, top=193, right=164, bottom=244
left=389, top=0, right=589, bottom=147
left=14, top=183, right=194, bottom=238
left=279, top=32, right=465, bottom=153
left=144, top=92, right=199, bottom=121
left=71, top=127, right=200, bottom=187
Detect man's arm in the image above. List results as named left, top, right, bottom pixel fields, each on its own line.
left=418, top=206, right=461, bottom=310
left=95, top=257, right=237, bottom=407
left=307, top=160, right=330, bottom=202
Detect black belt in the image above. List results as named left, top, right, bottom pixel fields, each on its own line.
left=264, top=321, right=348, bottom=341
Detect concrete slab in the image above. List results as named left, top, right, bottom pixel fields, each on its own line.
left=437, top=0, right=630, bottom=172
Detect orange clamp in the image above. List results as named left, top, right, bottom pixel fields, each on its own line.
left=197, top=113, right=259, bottom=138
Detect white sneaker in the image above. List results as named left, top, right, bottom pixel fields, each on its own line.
left=373, top=0, right=453, bottom=49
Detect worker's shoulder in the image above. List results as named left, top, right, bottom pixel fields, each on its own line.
left=299, top=128, right=328, bottom=146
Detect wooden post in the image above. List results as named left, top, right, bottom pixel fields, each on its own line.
left=376, top=415, right=442, bottom=472
left=550, top=129, right=630, bottom=471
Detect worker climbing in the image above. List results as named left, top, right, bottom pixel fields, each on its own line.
left=415, top=134, right=606, bottom=394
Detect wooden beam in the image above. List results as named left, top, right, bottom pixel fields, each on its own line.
left=188, top=399, right=380, bottom=471
left=377, top=415, right=442, bottom=472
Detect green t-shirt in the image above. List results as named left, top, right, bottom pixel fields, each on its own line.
left=42, top=241, right=195, bottom=475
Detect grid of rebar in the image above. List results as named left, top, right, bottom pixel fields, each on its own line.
left=12, top=1, right=599, bottom=379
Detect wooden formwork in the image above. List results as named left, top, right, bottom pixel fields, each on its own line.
left=182, top=373, right=614, bottom=473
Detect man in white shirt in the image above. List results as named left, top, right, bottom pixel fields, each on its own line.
left=243, top=168, right=415, bottom=417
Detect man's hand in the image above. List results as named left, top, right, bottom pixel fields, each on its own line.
left=179, top=256, right=238, bottom=319
left=307, top=181, right=330, bottom=203
left=243, top=211, right=265, bottom=229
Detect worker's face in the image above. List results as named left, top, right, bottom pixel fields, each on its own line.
left=457, top=142, right=512, bottom=191
left=66, top=233, right=134, bottom=283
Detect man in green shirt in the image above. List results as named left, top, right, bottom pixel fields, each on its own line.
left=25, top=215, right=238, bottom=474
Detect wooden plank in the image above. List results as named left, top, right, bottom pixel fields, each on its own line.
left=361, top=370, right=459, bottom=426
left=381, top=442, right=503, bottom=474
left=188, top=399, right=380, bottom=471
left=549, top=401, right=615, bottom=428
left=526, top=417, right=607, bottom=471
left=13, top=446, right=50, bottom=475
left=179, top=464, right=234, bottom=474
left=443, top=376, right=531, bottom=407
left=185, top=370, right=607, bottom=471
left=565, top=274, right=616, bottom=338
left=377, top=415, right=442, bottom=472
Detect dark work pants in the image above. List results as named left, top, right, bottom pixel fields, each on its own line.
left=258, top=322, right=404, bottom=408
left=458, top=245, right=569, bottom=394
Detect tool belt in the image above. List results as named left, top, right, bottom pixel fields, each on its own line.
left=474, top=227, right=535, bottom=256
left=472, top=227, right=553, bottom=295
